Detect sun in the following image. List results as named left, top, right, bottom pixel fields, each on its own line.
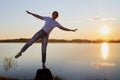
left=100, top=25, right=109, bottom=35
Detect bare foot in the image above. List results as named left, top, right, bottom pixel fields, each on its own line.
left=15, top=52, right=22, bottom=58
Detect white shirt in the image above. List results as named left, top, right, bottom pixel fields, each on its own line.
left=42, top=17, right=62, bottom=34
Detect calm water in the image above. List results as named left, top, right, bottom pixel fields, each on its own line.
left=0, top=43, right=120, bottom=80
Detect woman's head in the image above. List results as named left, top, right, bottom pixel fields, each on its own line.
left=52, top=11, right=59, bottom=20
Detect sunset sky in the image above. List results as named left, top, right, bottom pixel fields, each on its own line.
left=0, top=0, right=120, bottom=40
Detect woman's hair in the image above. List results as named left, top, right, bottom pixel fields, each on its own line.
left=52, top=11, right=59, bottom=18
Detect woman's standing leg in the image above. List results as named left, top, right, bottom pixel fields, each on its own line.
left=41, top=34, right=49, bottom=68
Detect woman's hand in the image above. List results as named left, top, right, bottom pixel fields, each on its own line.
left=26, top=10, right=32, bottom=14
left=71, top=29, right=78, bottom=32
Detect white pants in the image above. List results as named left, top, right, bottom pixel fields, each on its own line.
left=21, top=29, right=49, bottom=64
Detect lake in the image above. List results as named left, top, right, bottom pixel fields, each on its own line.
left=0, top=43, right=120, bottom=80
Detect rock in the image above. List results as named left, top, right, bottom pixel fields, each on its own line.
left=35, top=68, right=53, bottom=80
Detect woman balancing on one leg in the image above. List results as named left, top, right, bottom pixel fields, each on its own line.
left=15, top=10, right=77, bottom=68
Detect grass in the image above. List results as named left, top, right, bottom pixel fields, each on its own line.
left=0, top=76, right=18, bottom=80
left=53, top=76, right=64, bottom=80
left=0, top=75, right=63, bottom=80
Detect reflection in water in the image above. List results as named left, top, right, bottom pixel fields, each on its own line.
left=91, top=42, right=116, bottom=69
left=3, top=57, right=17, bottom=72
left=91, top=43, right=116, bottom=69
left=91, top=62, right=116, bottom=69
left=101, top=42, right=109, bottom=60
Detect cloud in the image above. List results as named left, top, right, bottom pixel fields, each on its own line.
left=91, top=62, right=116, bottom=69
left=90, top=16, right=116, bottom=21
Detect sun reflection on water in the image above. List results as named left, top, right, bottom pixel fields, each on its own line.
left=91, top=42, right=116, bottom=69
left=101, top=42, right=109, bottom=60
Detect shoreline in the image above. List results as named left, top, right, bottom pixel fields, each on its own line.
left=0, top=76, right=18, bottom=80
left=0, top=38, right=120, bottom=43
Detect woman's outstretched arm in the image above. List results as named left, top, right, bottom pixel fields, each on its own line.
left=26, top=10, right=44, bottom=20
left=59, top=26, right=78, bottom=32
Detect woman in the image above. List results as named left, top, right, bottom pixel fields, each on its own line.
left=15, top=10, right=77, bottom=68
